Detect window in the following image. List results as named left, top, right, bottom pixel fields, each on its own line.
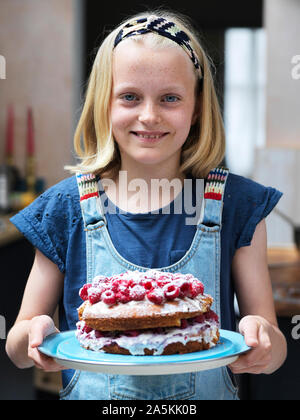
left=224, top=28, right=266, bottom=177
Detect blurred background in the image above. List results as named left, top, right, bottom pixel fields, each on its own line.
left=0, top=0, right=299, bottom=400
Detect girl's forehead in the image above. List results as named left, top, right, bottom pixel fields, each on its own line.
left=112, top=40, right=196, bottom=86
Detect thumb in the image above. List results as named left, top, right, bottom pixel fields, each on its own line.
left=29, top=315, right=57, bottom=348
left=239, top=316, right=259, bottom=348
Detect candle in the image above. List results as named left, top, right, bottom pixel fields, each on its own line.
left=25, top=107, right=36, bottom=193
left=5, top=104, right=14, bottom=157
left=27, top=107, right=35, bottom=156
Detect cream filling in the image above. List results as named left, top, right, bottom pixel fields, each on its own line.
left=76, top=320, right=219, bottom=356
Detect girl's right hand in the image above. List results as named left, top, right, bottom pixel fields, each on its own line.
left=28, top=315, right=65, bottom=372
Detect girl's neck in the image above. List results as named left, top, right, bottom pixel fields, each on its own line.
left=103, top=163, right=186, bottom=214
left=118, top=166, right=185, bottom=186
left=117, top=151, right=185, bottom=184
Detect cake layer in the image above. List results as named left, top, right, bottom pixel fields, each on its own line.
left=78, top=293, right=213, bottom=331
left=76, top=315, right=219, bottom=356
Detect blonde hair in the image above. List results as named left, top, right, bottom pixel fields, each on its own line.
left=65, top=9, right=225, bottom=179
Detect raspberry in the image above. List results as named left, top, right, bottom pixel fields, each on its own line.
left=101, top=290, right=117, bottom=305
left=206, top=310, right=219, bottom=323
left=88, top=290, right=102, bottom=304
left=158, top=275, right=169, bottom=281
left=92, top=275, right=109, bottom=285
left=110, top=280, right=120, bottom=293
left=147, top=288, right=164, bottom=305
left=116, top=291, right=131, bottom=304
left=180, top=319, right=189, bottom=329
left=129, top=285, right=146, bottom=301
left=194, top=314, right=205, bottom=324
left=163, top=284, right=180, bottom=300
left=79, top=283, right=92, bottom=301
left=141, top=279, right=155, bottom=291
left=154, top=327, right=164, bottom=334
left=156, top=276, right=171, bottom=288
left=124, top=330, right=140, bottom=337
left=83, top=324, right=93, bottom=334
left=179, top=281, right=190, bottom=297
left=120, top=279, right=134, bottom=288
left=188, top=280, right=204, bottom=298
left=118, top=283, right=130, bottom=296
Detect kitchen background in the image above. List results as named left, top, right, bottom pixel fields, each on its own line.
left=0, top=0, right=299, bottom=400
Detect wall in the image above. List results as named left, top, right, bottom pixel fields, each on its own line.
left=0, top=0, right=83, bottom=188
left=265, top=0, right=300, bottom=149
left=254, top=0, right=300, bottom=247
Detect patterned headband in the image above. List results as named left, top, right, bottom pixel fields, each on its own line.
left=114, top=15, right=203, bottom=76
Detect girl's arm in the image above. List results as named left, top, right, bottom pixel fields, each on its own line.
left=229, top=219, right=287, bottom=375
left=6, top=249, right=65, bottom=371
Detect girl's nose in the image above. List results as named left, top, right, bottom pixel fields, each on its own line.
left=138, top=102, right=161, bottom=125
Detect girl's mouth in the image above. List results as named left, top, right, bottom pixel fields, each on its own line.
left=131, top=131, right=168, bottom=142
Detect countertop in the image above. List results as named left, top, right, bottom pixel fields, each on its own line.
left=268, top=247, right=300, bottom=317
left=0, top=213, right=22, bottom=247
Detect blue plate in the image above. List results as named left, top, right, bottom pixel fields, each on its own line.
left=39, top=329, right=250, bottom=375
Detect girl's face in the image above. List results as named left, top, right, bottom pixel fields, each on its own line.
left=110, top=40, right=198, bottom=174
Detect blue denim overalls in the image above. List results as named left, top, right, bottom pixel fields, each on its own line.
left=59, top=167, right=239, bottom=400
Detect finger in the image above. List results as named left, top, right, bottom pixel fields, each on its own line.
left=239, top=318, right=259, bottom=348
left=28, top=347, right=65, bottom=372
left=29, top=317, right=48, bottom=348
left=239, top=326, right=272, bottom=367
left=229, top=329, right=272, bottom=374
left=29, top=316, right=58, bottom=348
left=229, top=362, right=269, bottom=375
left=258, top=324, right=272, bottom=352
left=229, top=344, right=265, bottom=368
left=29, top=329, right=44, bottom=348
left=229, top=352, right=270, bottom=374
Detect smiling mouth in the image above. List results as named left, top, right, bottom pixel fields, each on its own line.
left=131, top=131, right=168, bottom=139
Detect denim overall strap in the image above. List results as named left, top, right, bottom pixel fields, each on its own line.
left=201, top=167, right=229, bottom=227
left=76, top=173, right=108, bottom=282
left=76, top=173, right=107, bottom=227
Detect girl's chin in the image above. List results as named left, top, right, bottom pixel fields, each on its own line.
left=119, top=144, right=182, bottom=168
left=133, top=151, right=175, bottom=165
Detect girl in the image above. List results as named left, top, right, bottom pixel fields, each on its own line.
left=6, top=10, right=287, bottom=400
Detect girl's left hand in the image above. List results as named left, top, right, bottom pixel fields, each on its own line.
left=228, top=315, right=273, bottom=374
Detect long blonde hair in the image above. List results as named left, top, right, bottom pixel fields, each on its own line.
left=65, top=9, right=225, bottom=179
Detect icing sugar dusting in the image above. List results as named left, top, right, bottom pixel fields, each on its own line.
left=81, top=294, right=211, bottom=319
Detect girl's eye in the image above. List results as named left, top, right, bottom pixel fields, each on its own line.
left=122, top=94, right=138, bottom=102
left=163, top=95, right=179, bottom=103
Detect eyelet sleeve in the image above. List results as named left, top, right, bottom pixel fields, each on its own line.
left=10, top=177, right=79, bottom=273
left=232, top=176, right=283, bottom=249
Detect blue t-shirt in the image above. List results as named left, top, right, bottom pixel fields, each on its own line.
left=10, top=172, right=282, bottom=334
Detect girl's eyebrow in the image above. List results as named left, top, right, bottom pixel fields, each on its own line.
left=113, top=83, right=186, bottom=94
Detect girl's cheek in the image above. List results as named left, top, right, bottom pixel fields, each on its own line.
left=111, top=107, right=136, bottom=127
